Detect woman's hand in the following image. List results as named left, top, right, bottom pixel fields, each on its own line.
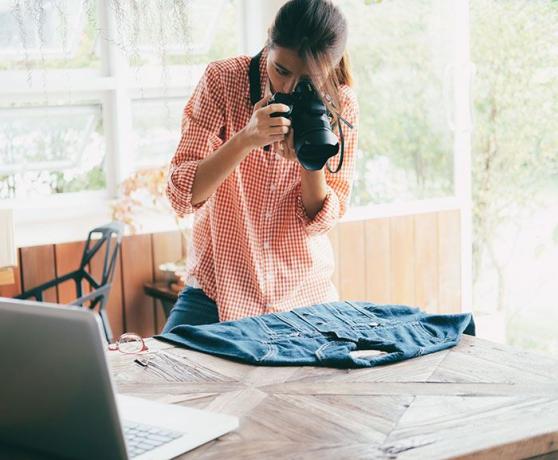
left=275, top=128, right=298, bottom=162
left=239, top=95, right=292, bottom=150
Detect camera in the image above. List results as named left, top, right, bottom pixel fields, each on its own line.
left=268, top=79, right=340, bottom=171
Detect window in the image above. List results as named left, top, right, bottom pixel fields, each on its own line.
left=0, top=0, right=100, bottom=71
left=341, top=0, right=457, bottom=206
left=470, top=0, right=558, bottom=356
left=0, top=103, right=105, bottom=199
left=119, top=0, right=239, bottom=66
left=131, top=97, right=184, bottom=169
left=0, top=0, right=241, bottom=201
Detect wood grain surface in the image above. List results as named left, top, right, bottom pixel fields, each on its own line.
left=109, top=335, right=558, bottom=459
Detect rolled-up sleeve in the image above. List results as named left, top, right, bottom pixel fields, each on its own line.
left=295, top=85, right=359, bottom=235
left=167, top=62, right=225, bottom=217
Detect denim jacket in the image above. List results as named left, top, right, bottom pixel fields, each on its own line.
left=156, top=301, right=475, bottom=368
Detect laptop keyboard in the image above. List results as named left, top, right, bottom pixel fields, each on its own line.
left=123, top=420, right=184, bottom=458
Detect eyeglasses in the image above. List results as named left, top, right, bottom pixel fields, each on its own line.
left=108, top=332, right=149, bottom=354
left=108, top=333, right=157, bottom=367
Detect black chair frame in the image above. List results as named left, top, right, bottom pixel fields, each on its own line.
left=16, top=222, right=124, bottom=342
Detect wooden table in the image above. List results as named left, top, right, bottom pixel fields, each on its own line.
left=109, top=334, right=558, bottom=459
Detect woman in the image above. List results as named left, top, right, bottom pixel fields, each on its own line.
left=163, top=0, right=359, bottom=330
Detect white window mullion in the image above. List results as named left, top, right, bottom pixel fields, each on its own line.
left=240, top=0, right=287, bottom=55
left=98, top=0, right=133, bottom=198
left=452, top=0, right=473, bottom=313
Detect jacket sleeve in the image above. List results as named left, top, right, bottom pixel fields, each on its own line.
left=295, top=85, right=359, bottom=236
left=166, top=62, right=225, bottom=217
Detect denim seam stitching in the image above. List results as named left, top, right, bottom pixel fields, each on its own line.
left=271, top=312, right=316, bottom=336
left=253, top=316, right=278, bottom=337
left=345, top=301, right=380, bottom=320
left=315, top=342, right=331, bottom=360
left=258, top=343, right=277, bottom=362
left=327, top=303, right=361, bottom=327
left=292, top=310, right=324, bottom=333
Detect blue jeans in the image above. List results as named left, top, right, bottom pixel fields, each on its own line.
left=162, top=286, right=220, bottom=333
left=156, top=300, right=476, bottom=368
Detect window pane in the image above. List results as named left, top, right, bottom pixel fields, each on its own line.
left=340, top=0, right=455, bottom=206
left=0, top=104, right=106, bottom=199
left=470, top=0, right=558, bottom=356
left=131, top=97, right=184, bottom=169
left=109, top=0, right=240, bottom=67
left=0, top=0, right=100, bottom=71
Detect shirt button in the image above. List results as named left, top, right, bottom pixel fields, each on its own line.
left=265, top=212, right=272, bottom=219
left=263, top=242, right=270, bottom=250
left=275, top=153, right=282, bottom=161
left=270, top=184, right=276, bottom=192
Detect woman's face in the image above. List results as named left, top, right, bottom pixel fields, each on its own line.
left=266, top=46, right=312, bottom=94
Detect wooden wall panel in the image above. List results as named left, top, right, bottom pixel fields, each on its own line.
left=8, top=209, right=463, bottom=337
left=152, top=231, right=182, bottom=282
left=414, top=213, right=439, bottom=313
left=389, top=216, right=415, bottom=306
left=0, top=251, right=22, bottom=298
left=0, top=268, right=15, bottom=286
left=338, top=221, right=367, bottom=300
left=438, top=210, right=462, bottom=313
left=90, top=240, right=125, bottom=340
left=20, top=245, right=57, bottom=303
left=152, top=231, right=182, bottom=333
left=364, top=219, right=391, bottom=304
left=327, top=226, right=340, bottom=292
left=54, top=241, right=87, bottom=304
left=121, top=234, right=155, bottom=337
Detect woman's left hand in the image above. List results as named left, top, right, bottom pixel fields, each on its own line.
left=274, top=129, right=297, bottom=162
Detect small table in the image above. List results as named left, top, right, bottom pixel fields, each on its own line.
left=143, top=282, right=179, bottom=319
left=110, top=334, right=558, bottom=459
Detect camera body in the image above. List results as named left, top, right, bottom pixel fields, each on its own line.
left=268, top=79, right=339, bottom=171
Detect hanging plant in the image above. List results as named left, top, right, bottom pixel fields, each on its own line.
left=8, top=0, right=211, bottom=87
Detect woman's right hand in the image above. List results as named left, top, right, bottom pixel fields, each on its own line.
left=239, top=95, right=292, bottom=150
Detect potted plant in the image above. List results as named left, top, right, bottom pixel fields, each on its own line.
left=111, top=166, right=190, bottom=291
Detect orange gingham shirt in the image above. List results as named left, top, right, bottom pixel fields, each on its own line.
left=167, top=47, right=359, bottom=321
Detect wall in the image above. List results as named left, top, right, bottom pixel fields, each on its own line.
left=0, top=210, right=461, bottom=338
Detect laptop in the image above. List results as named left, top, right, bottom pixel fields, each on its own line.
left=0, top=298, right=239, bottom=460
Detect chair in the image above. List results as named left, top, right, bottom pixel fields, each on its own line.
left=16, top=222, right=124, bottom=342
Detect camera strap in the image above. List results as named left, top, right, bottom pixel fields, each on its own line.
left=249, top=49, right=263, bottom=105
left=327, top=115, right=354, bottom=174
left=327, top=121, right=344, bottom=174
left=250, top=49, right=271, bottom=152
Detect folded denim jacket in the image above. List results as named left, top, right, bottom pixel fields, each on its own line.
left=156, top=301, right=476, bottom=368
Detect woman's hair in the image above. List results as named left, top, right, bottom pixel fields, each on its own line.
left=268, top=0, right=353, bottom=117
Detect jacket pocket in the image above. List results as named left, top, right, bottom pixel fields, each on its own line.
left=413, top=321, right=446, bottom=343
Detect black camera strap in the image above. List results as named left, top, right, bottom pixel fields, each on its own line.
left=249, top=49, right=263, bottom=106
left=327, top=114, right=354, bottom=174
left=327, top=121, right=344, bottom=174
left=250, top=49, right=271, bottom=152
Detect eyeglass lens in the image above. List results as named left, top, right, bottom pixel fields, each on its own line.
left=118, top=333, right=144, bottom=353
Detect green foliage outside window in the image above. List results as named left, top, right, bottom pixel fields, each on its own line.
left=342, top=0, right=454, bottom=206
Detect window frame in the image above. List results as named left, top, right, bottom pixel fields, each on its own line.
left=1, top=0, right=473, bottom=311
left=0, top=0, right=234, bottom=221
